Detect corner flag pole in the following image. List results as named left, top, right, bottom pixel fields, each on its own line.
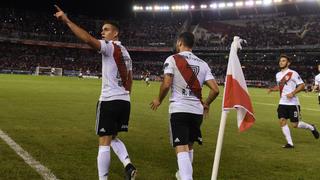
left=211, top=110, right=229, bottom=180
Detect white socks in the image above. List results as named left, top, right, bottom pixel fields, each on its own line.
left=177, top=152, right=193, bottom=180
left=298, top=121, right=314, bottom=131
left=189, top=149, right=194, bottom=163
left=97, top=139, right=131, bottom=180
left=111, top=138, right=131, bottom=167
left=282, top=125, right=293, bottom=145
left=97, top=146, right=110, bottom=180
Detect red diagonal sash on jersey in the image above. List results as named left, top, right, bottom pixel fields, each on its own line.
left=279, top=72, right=293, bottom=96
left=173, top=54, right=202, bottom=102
left=113, top=42, right=129, bottom=91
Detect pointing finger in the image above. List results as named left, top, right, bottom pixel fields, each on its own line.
left=54, top=5, right=63, bottom=12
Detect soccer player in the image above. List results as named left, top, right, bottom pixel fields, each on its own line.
left=268, top=54, right=319, bottom=148
left=54, top=5, right=136, bottom=180
left=150, top=32, right=219, bottom=180
left=78, top=68, right=83, bottom=79
left=145, top=71, right=150, bottom=87
left=51, top=68, right=56, bottom=76
left=312, top=64, right=320, bottom=104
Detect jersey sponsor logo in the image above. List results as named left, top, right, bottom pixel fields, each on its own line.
left=99, top=128, right=106, bottom=132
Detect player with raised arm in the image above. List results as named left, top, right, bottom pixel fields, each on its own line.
left=54, top=5, right=136, bottom=180
left=150, top=32, right=219, bottom=180
left=269, top=54, right=319, bottom=148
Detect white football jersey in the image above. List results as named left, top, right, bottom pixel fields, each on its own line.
left=98, top=40, right=132, bottom=102
left=163, top=51, right=214, bottom=115
left=315, top=73, right=320, bottom=95
left=276, top=69, right=304, bottom=105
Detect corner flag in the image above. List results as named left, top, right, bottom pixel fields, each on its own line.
left=223, top=36, right=255, bottom=132
left=211, top=36, right=255, bottom=180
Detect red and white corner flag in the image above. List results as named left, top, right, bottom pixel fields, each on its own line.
left=223, top=36, right=255, bottom=132
left=211, top=36, right=255, bottom=180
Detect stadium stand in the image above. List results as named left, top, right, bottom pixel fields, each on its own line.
left=0, top=6, right=319, bottom=88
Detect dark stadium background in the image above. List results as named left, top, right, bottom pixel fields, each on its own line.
left=1, top=0, right=320, bottom=179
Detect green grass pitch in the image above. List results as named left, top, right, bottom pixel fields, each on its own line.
left=0, top=74, right=319, bottom=180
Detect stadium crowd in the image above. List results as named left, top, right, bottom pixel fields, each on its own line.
left=1, top=8, right=320, bottom=48
left=0, top=8, right=319, bottom=87
left=1, top=42, right=318, bottom=87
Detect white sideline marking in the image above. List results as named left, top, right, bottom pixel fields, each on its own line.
left=0, top=129, right=58, bottom=180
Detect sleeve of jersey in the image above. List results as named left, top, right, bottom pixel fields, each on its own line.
left=98, top=40, right=112, bottom=56
left=293, top=72, right=304, bottom=85
left=315, top=77, right=319, bottom=85
left=163, top=57, right=174, bottom=74
left=126, top=55, right=133, bottom=71
left=205, top=64, right=215, bottom=81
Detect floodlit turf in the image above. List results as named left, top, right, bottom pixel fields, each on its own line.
left=0, top=74, right=319, bottom=180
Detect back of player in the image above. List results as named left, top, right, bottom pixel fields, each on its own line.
left=150, top=32, right=220, bottom=180
left=164, top=51, right=213, bottom=115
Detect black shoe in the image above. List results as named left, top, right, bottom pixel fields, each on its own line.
left=282, top=144, right=294, bottom=148
left=125, top=163, right=137, bottom=180
left=311, top=125, right=319, bottom=139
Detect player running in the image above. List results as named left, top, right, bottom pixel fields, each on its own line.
left=269, top=54, right=319, bottom=148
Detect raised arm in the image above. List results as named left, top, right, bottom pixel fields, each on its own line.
left=54, top=5, right=101, bottom=51
left=127, top=70, right=133, bottom=93
left=267, top=85, right=279, bottom=94
left=312, top=81, right=319, bottom=92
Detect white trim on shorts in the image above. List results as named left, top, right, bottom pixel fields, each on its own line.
left=295, top=105, right=302, bottom=121
left=95, top=101, right=102, bottom=134
left=168, top=113, right=173, bottom=146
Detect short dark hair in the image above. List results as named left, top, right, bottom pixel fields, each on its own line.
left=103, top=20, right=120, bottom=32
left=280, top=54, right=292, bottom=63
left=178, top=32, right=194, bottom=48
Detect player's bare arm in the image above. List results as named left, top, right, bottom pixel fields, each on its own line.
left=54, top=5, right=101, bottom=51
left=268, top=86, right=279, bottom=94
left=312, top=84, right=319, bottom=92
left=127, top=70, right=133, bottom=93
left=150, top=74, right=173, bottom=111
left=203, top=79, right=219, bottom=117
left=287, top=83, right=305, bottom=98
